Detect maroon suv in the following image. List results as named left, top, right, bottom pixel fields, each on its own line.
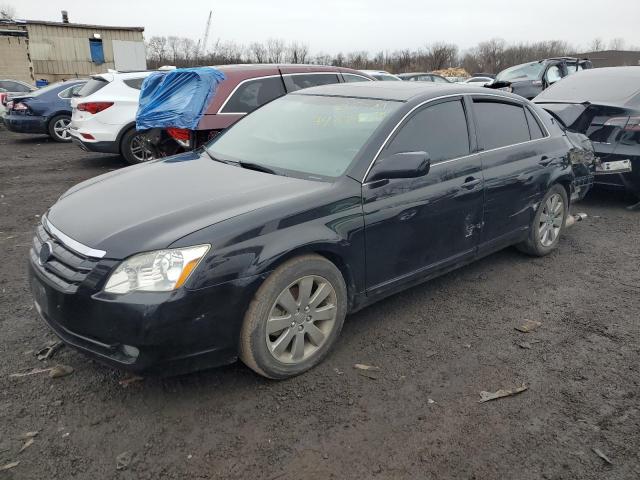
left=145, top=64, right=374, bottom=158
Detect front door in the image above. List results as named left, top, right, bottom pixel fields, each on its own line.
left=362, top=97, right=484, bottom=293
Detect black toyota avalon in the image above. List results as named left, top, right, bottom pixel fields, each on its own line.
left=29, top=82, right=594, bottom=379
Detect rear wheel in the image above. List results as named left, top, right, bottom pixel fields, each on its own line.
left=239, top=255, right=347, bottom=379
left=517, top=184, right=568, bottom=256
left=120, top=128, right=154, bottom=164
left=47, top=115, right=71, bottom=142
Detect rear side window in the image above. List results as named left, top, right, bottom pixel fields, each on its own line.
left=525, top=108, right=545, bottom=140
left=385, top=100, right=470, bottom=163
left=432, top=76, right=449, bottom=83
left=77, top=78, right=108, bottom=97
left=284, top=74, right=341, bottom=92
left=123, top=77, right=145, bottom=90
left=58, top=84, right=85, bottom=98
left=474, top=101, right=531, bottom=150
left=221, top=77, right=286, bottom=114
left=343, top=74, right=371, bottom=83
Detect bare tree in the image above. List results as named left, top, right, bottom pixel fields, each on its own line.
left=609, top=38, right=626, bottom=50
left=589, top=38, right=605, bottom=52
left=425, top=42, right=458, bottom=70
left=286, top=41, right=310, bottom=64
left=249, top=42, right=267, bottom=63
left=0, top=3, right=16, bottom=20
left=146, top=36, right=168, bottom=64
left=266, top=38, right=286, bottom=63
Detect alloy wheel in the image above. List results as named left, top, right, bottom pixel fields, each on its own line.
left=266, top=275, right=338, bottom=364
left=539, top=193, right=564, bottom=247
left=130, top=134, right=154, bottom=162
left=53, top=118, right=71, bottom=140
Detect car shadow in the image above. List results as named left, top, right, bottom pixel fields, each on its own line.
left=77, top=154, right=128, bottom=169
left=578, top=186, right=637, bottom=209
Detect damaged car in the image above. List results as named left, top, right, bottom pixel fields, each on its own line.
left=29, top=82, right=594, bottom=379
left=488, top=57, right=592, bottom=100
left=534, top=66, right=639, bottom=206
left=138, top=65, right=374, bottom=160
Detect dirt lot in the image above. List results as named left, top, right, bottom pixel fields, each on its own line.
left=1, top=126, right=639, bottom=479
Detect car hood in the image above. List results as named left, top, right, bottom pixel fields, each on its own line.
left=47, top=151, right=332, bottom=258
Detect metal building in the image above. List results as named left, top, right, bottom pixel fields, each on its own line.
left=0, top=14, right=146, bottom=84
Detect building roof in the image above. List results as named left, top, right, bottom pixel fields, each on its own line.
left=10, top=19, right=144, bottom=32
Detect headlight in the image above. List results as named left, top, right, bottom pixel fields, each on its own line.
left=104, top=245, right=210, bottom=294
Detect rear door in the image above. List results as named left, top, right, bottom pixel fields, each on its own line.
left=471, top=97, right=552, bottom=251
left=362, top=97, right=484, bottom=292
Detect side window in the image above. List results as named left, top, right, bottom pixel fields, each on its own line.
left=284, top=74, right=340, bottom=92
left=474, top=100, right=531, bottom=150
left=525, top=108, right=545, bottom=140
left=58, top=86, right=74, bottom=98
left=123, top=77, right=145, bottom=90
left=545, top=65, right=562, bottom=84
left=417, top=76, right=433, bottom=82
left=385, top=100, right=470, bottom=163
left=342, top=74, right=371, bottom=83
left=432, top=76, right=448, bottom=83
left=221, top=77, right=286, bottom=114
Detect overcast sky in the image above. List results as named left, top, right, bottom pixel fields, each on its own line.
left=6, top=0, right=640, bottom=53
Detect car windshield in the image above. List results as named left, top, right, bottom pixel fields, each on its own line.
left=206, top=94, right=400, bottom=179
left=496, top=63, right=545, bottom=82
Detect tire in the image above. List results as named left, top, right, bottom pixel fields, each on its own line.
left=47, top=114, right=72, bottom=142
left=120, top=128, right=154, bottom=164
left=239, top=254, right=348, bottom=379
left=517, top=184, right=569, bottom=256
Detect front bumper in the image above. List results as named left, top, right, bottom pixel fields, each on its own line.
left=3, top=114, right=47, bottom=134
left=28, top=228, right=265, bottom=374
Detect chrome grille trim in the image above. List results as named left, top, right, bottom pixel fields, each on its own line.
left=42, top=215, right=106, bottom=259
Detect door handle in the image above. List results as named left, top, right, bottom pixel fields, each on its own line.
left=461, top=177, right=482, bottom=190
left=539, top=156, right=552, bottom=166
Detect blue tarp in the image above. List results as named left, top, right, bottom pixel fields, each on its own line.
left=135, top=67, right=226, bottom=131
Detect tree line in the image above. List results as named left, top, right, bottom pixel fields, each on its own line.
left=146, top=36, right=637, bottom=74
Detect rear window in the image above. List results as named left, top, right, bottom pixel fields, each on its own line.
left=474, top=100, right=531, bottom=150
left=123, top=77, right=145, bottom=90
left=343, top=74, right=371, bottom=83
left=525, top=108, right=545, bottom=139
left=0, top=81, right=32, bottom=92
left=496, top=62, right=545, bottom=82
left=221, top=77, right=286, bottom=114
left=77, top=78, right=108, bottom=97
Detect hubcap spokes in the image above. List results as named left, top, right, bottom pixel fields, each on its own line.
left=538, top=193, right=564, bottom=247
left=54, top=119, right=70, bottom=139
left=266, top=275, right=337, bottom=364
left=130, top=135, right=153, bottom=161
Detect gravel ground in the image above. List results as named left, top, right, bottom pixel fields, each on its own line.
left=1, top=126, right=639, bottom=479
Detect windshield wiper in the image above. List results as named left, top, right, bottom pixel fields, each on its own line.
left=203, top=148, right=233, bottom=165
left=237, top=161, right=277, bottom=175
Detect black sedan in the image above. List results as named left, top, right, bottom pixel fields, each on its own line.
left=534, top=66, right=640, bottom=206
left=29, top=82, right=594, bottom=379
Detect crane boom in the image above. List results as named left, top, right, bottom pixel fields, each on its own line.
left=201, top=10, right=213, bottom=56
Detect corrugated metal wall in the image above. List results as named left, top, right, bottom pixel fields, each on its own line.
left=26, top=24, right=145, bottom=81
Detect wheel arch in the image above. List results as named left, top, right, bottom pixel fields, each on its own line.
left=116, top=122, right=137, bottom=153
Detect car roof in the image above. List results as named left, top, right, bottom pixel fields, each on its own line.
left=293, top=81, right=503, bottom=102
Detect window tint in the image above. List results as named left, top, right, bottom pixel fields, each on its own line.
left=525, top=108, right=545, bottom=140
left=77, top=78, right=108, bottom=97
left=385, top=100, right=470, bottom=163
left=222, top=77, right=286, bottom=114
left=343, top=74, right=371, bottom=83
left=285, top=74, right=340, bottom=92
left=474, top=101, right=531, bottom=149
left=417, top=76, right=433, bottom=82
left=123, top=77, right=145, bottom=90
left=432, top=76, right=449, bottom=83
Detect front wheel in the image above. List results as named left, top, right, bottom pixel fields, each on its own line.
left=120, top=128, right=154, bottom=164
left=48, top=114, right=71, bottom=142
left=239, top=255, right=347, bottom=379
left=517, top=184, right=568, bottom=256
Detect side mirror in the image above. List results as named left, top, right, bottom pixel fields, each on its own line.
left=367, top=151, right=431, bottom=182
